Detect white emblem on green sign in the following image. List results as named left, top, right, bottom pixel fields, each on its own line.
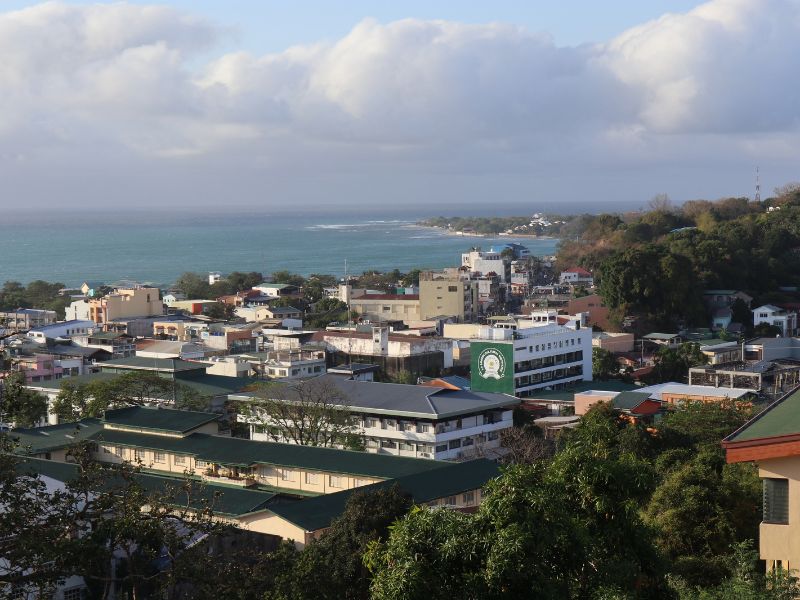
left=478, top=348, right=506, bottom=380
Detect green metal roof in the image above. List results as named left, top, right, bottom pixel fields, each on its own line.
left=611, top=391, right=654, bottom=411
left=91, top=429, right=449, bottom=479
left=10, top=419, right=104, bottom=454
left=26, top=372, right=255, bottom=399
left=88, top=331, right=127, bottom=340
left=525, top=380, right=640, bottom=402
left=103, top=406, right=218, bottom=434
left=17, top=457, right=278, bottom=517
left=726, top=388, right=800, bottom=443
left=100, top=357, right=209, bottom=372
left=268, top=459, right=500, bottom=532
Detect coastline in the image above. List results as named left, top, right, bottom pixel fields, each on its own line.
left=415, top=223, right=556, bottom=240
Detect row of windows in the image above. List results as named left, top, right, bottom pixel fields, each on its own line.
left=517, top=338, right=582, bottom=354
left=515, top=365, right=583, bottom=389
left=362, top=418, right=432, bottom=433
left=514, top=351, right=583, bottom=373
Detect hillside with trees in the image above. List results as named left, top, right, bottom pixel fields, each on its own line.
left=556, top=187, right=800, bottom=332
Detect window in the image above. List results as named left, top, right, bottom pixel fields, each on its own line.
left=399, top=441, right=414, bottom=451
left=463, top=491, right=475, bottom=504
left=354, top=478, right=368, bottom=487
left=154, top=452, right=166, bottom=464
left=488, top=431, right=499, bottom=441
left=305, top=472, right=319, bottom=485
left=102, top=445, right=111, bottom=454
left=763, top=478, right=789, bottom=524
left=448, top=286, right=458, bottom=292
left=366, top=438, right=379, bottom=448
left=444, top=496, right=457, bottom=506
left=133, top=449, right=145, bottom=462
left=435, top=444, right=448, bottom=453
left=279, top=469, right=295, bottom=482
left=381, top=439, right=397, bottom=449
left=63, top=587, right=85, bottom=600
left=114, top=446, right=122, bottom=457
left=416, top=423, right=430, bottom=433
left=174, top=455, right=185, bottom=465
left=196, top=460, right=208, bottom=469
left=449, top=439, right=461, bottom=450
left=329, top=475, right=342, bottom=488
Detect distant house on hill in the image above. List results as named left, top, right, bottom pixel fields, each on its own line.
left=559, top=267, right=593, bottom=286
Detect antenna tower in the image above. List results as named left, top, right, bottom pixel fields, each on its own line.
left=755, top=166, right=761, bottom=203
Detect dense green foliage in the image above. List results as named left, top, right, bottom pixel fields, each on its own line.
left=592, top=347, right=620, bottom=380
left=557, top=196, right=800, bottom=331
left=51, top=371, right=210, bottom=421
left=0, top=372, right=48, bottom=427
left=0, top=439, right=223, bottom=599
left=0, top=280, right=72, bottom=318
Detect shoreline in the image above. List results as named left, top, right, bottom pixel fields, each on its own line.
left=415, top=223, right=557, bottom=240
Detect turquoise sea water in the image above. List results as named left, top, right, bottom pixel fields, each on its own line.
left=0, top=210, right=559, bottom=287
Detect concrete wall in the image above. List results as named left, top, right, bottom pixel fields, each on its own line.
left=758, top=456, right=800, bottom=571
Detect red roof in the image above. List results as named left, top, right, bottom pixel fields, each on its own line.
left=564, top=267, right=592, bottom=276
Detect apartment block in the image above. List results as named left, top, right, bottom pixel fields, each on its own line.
left=233, top=374, right=519, bottom=460
left=469, top=322, right=593, bottom=397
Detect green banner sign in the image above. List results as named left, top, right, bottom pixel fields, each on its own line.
left=470, top=341, right=515, bottom=395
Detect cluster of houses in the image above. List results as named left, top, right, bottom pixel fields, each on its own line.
left=5, top=255, right=800, bottom=588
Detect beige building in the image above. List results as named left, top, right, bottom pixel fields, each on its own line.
left=14, top=405, right=498, bottom=548
left=724, top=388, right=800, bottom=572
left=592, top=332, right=634, bottom=353
left=67, top=287, right=164, bottom=325
left=419, top=270, right=478, bottom=321
left=350, top=293, right=421, bottom=323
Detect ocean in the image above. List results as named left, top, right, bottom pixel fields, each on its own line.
left=0, top=201, right=636, bottom=286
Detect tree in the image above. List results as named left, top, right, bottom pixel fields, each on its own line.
left=52, top=372, right=205, bottom=420
left=240, top=378, right=362, bottom=448
left=592, top=347, right=619, bottom=380
left=291, top=485, right=413, bottom=600
left=367, top=406, right=668, bottom=599
left=644, top=445, right=760, bottom=586
left=204, top=302, right=235, bottom=320
left=0, top=372, right=48, bottom=427
left=0, top=439, right=226, bottom=599
left=174, top=272, right=212, bottom=299
left=499, top=424, right=553, bottom=464
left=271, top=271, right=306, bottom=288
left=647, top=343, right=708, bottom=384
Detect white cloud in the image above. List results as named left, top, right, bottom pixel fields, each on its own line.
left=1, top=0, right=799, bottom=207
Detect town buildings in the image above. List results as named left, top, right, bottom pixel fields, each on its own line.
left=12, top=405, right=499, bottom=547
left=466, top=322, right=593, bottom=397
left=349, top=292, right=422, bottom=323
left=0, top=308, right=57, bottom=331
left=233, top=374, right=518, bottom=460
left=313, top=326, right=454, bottom=378
left=66, top=287, right=164, bottom=325
left=419, top=270, right=479, bottom=322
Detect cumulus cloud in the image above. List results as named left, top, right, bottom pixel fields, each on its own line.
left=1, top=0, right=799, bottom=207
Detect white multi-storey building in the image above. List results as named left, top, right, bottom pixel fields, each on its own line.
left=461, top=248, right=508, bottom=282
left=752, top=304, right=798, bottom=337
left=469, top=322, right=592, bottom=398
left=232, top=375, right=519, bottom=461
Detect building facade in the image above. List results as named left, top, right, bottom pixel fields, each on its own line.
left=234, top=375, right=519, bottom=460
left=469, top=323, right=593, bottom=397
left=419, top=270, right=479, bottom=321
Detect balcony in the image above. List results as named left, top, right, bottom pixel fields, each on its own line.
left=203, top=467, right=257, bottom=487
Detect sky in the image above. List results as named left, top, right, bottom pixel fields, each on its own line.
left=0, top=0, right=797, bottom=211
